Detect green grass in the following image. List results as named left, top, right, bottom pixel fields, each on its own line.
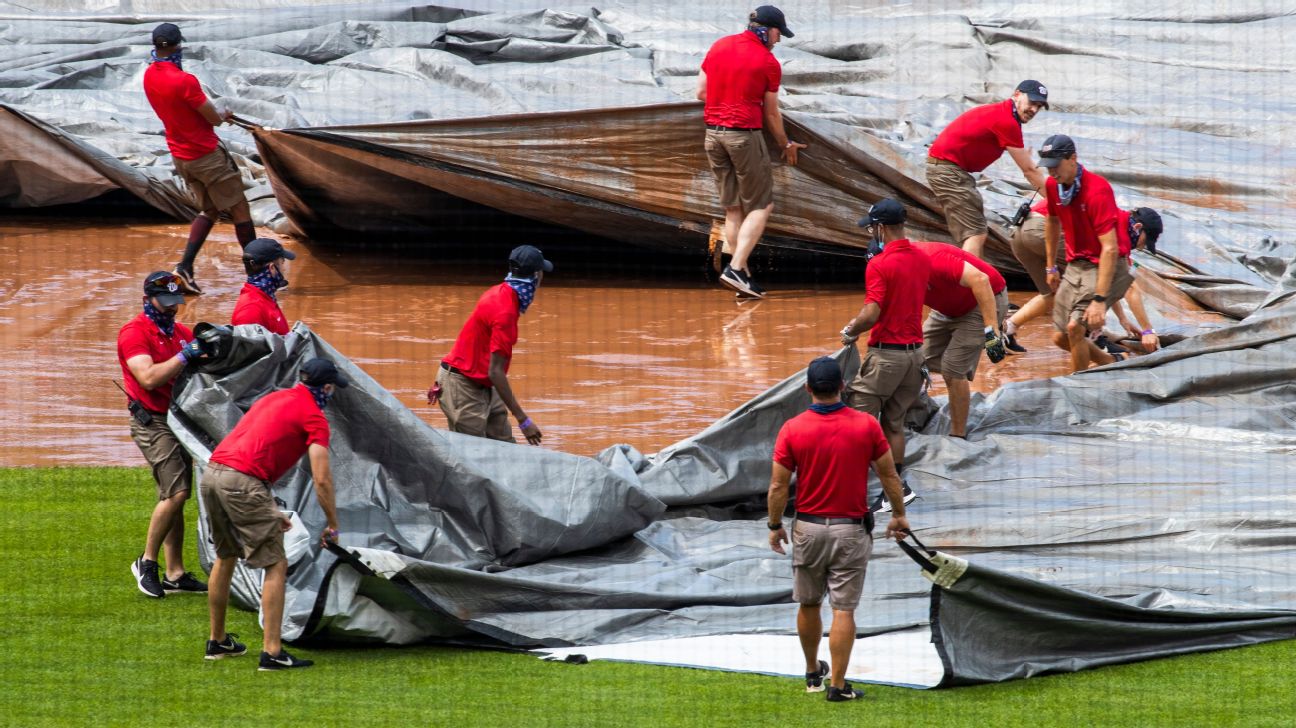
left=2, top=467, right=1294, bottom=727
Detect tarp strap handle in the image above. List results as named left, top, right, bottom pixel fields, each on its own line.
left=895, top=529, right=939, bottom=574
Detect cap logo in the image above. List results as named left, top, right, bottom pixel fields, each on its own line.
left=167, top=282, right=179, bottom=293
left=1038, top=85, right=1048, bottom=95
left=1042, top=144, right=1053, bottom=152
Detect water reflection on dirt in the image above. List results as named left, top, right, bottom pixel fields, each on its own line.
left=0, top=218, right=1078, bottom=466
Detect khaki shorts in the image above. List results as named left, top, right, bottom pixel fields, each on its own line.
left=926, top=158, right=985, bottom=244
left=844, top=347, right=925, bottom=434
left=174, top=142, right=246, bottom=212
left=202, top=463, right=286, bottom=569
left=791, top=519, right=873, bottom=610
left=924, top=290, right=1009, bottom=381
left=704, top=129, right=774, bottom=215
left=1010, top=213, right=1065, bottom=296
left=130, top=415, right=193, bottom=500
left=1052, top=258, right=1136, bottom=333
left=436, top=367, right=516, bottom=443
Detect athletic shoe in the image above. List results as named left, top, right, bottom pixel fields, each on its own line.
left=258, top=650, right=314, bottom=671
left=131, top=555, right=165, bottom=598
left=162, top=571, right=209, bottom=593
left=805, top=659, right=830, bottom=693
left=1007, top=302, right=1021, bottom=313
left=874, top=482, right=917, bottom=513
left=826, top=682, right=865, bottom=702
left=1094, top=335, right=1127, bottom=355
left=205, top=633, right=247, bottom=660
left=719, top=265, right=764, bottom=299
left=172, top=267, right=203, bottom=295
left=1004, top=332, right=1027, bottom=353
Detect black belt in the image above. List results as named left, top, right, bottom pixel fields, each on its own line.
left=440, top=361, right=488, bottom=388
left=706, top=124, right=760, bottom=131
left=796, top=513, right=869, bottom=527
left=870, top=342, right=923, bottom=351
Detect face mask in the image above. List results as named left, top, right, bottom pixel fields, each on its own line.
left=749, top=26, right=771, bottom=45
left=249, top=264, right=288, bottom=300
left=866, top=226, right=886, bottom=261
left=305, top=383, right=332, bottom=410
left=149, top=48, right=183, bottom=70
left=143, top=298, right=176, bottom=336
left=1058, top=165, right=1084, bottom=206
left=505, top=274, right=538, bottom=314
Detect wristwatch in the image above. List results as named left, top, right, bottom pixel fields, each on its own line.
left=1092, top=294, right=1108, bottom=303
left=768, top=521, right=783, bottom=531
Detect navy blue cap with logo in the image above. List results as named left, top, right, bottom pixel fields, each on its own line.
left=300, top=358, right=350, bottom=389
left=1037, top=134, right=1077, bottom=168
left=1016, top=79, right=1049, bottom=109
left=1133, top=207, right=1164, bottom=254
left=243, top=238, right=297, bottom=265
left=752, top=6, right=794, bottom=38
left=806, top=356, right=843, bottom=392
left=858, top=198, right=907, bottom=227
left=152, top=23, right=184, bottom=46
left=508, top=245, right=554, bottom=277
left=143, top=270, right=186, bottom=307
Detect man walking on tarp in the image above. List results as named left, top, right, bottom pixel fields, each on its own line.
left=231, top=238, right=296, bottom=335
left=1038, top=135, right=1135, bottom=372
left=697, top=5, right=806, bottom=299
left=927, top=80, right=1049, bottom=258
left=767, top=356, right=912, bottom=703
left=117, top=271, right=208, bottom=599
left=840, top=199, right=929, bottom=509
left=203, top=358, right=344, bottom=671
left=430, top=246, right=550, bottom=445
left=913, top=241, right=1008, bottom=438
left=143, top=22, right=256, bottom=295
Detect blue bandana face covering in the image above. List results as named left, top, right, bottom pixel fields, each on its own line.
left=1058, top=165, right=1084, bottom=207
left=505, top=274, right=537, bottom=314
left=143, top=298, right=176, bottom=337
left=1128, top=215, right=1142, bottom=249
left=248, top=265, right=288, bottom=301
left=808, top=401, right=846, bottom=415
left=305, top=383, right=332, bottom=410
left=749, top=26, right=770, bottom=45
left=150, top=48, right=183, bottom=70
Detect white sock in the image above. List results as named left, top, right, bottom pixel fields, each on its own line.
left=1005, top=319, right=1018, bottom=336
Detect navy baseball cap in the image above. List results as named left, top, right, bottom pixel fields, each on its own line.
left=152, top=23, right=184, bottom=46
left=243, top=238, right=297, bottom=265
left=1133, top=207, right=1164, bottom=253
left=752, top=6, right=794, bottom=38
left=1016, top=79, right=1049, bottom=109
left=1038, top=134, right=1077, bottom=168
left=300, top=358, right=350, bottom=389
left=508, top=245, right=554, bottom=277
left=859, top=198, right=907, bottom=227
left=143, top=270, right=186, bottom=307
left=806, top=356, right=842, bottom=391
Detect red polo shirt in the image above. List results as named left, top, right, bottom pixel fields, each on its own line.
left=1030, top=198, right=1049, bottom=216
left=143, top=60, right=218, bottom=161
left=209, top=384, right=330, bottom=484
left=1045, top=167, right=1120, bottom=264
left=864, top=238, right=930, bottom=346
left=443, top=283, right=520, bottom=388
left=701, top=31, right=781, bottom=129
left=117, top=313, right=194, bottom=413
left=231, top=283, right=289, bottom=335
left=928, top=99, right=1024, bottom=173
left=774, top=407, right=890, bottom=518
left=913, top=242, right=1006, bottom=318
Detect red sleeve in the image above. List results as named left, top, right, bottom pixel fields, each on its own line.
left=118, top=325, right=151, bottom=362
left=1088, top=180, right=1119, bottom=236
left=182, top=73, right=208, bottom=111
left=864, top=258, right=888, bottom=306
left=867, top=417, right=891, bottom=462
left=304, top=410, right=330, bottom=449
left=489, top=305, right=519, bottom=359
left=772, top=421, right=795, bottom=471
left=1045, top=178, right=1060, bottom=218
left=765, top=54, right=781, bottom=93
left=994, top=106, right=1024, bottom=149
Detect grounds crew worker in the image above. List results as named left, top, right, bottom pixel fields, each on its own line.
left=431, top=245, right=551, bottom=445
left=767, top=356, right=911, bottom=703
left=118, top=271, right=208, bottom=599
left=1038, top=134, right=1135, bottom=372
left=144, top=22, right=257, bottom=295
left=231, top=238, right=295, bottom=335
left=1109, top=207, right=1165, bottom=353
left=202, top=357, right=344, bottom=670
left=927, top=80, right=1050, bottom=258
left=913, top=242, right=1008, bottom=439
left=840, top=199, right=929, bottom=509
left=697, top=5, right=806, bottom=299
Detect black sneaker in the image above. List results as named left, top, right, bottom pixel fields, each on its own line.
left=131, top=555, right=165, bottom=598
left=1004, top=332, right=1027, bottom=353
left=1094, top=335, right=1127, bottom=355
left=172, top=267, right=203, bottom=295
left=162, top=571, right=208, bottom=593
left=258, top=650, right=314, bottom=671
left=827, top=682, right=865, bottom=702
left=805, top=659, right=830, bottom=693
left=718, top=265, right=764, bottom=299
left=874, top=481, right=917, bottom=513
left=205, top=633, right=247, bottom=660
